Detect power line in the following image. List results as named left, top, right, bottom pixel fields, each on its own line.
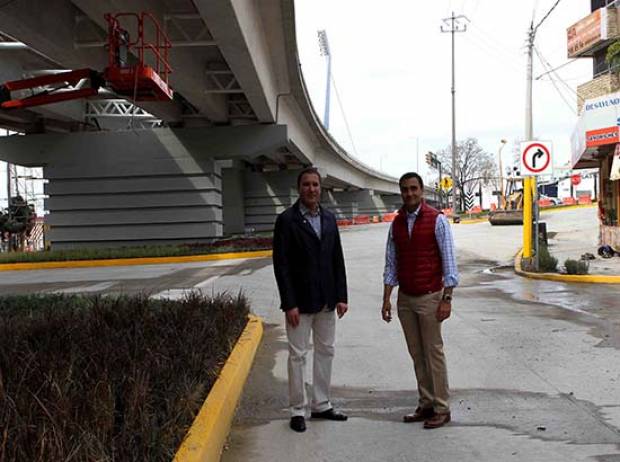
left=329, top=69, right=359, bottom=157
left=534, top=0, right=562, bottom=33
left=462, top=33, right=523, bottom=74
left=535, top=58, right=578, bottom=79
left=534, top=46, right=577, bottom=114
left=535, top=46, right=585, bottom=102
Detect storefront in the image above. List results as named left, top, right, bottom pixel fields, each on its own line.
left=571, top=91, right=620, bottom=248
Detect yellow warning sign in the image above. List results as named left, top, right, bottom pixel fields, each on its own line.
left=440, top=176, right=453, bottom=190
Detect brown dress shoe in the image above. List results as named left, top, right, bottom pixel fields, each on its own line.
left=423, top=411, right=451, bottom=429
left=403, top=407, right=435, bottom=423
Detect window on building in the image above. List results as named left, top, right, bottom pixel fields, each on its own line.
left=594, top=49, right=610, bottom=77
left=592, top=0, right=620, bottom=10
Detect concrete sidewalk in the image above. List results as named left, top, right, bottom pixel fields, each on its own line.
left=217, top=209, right=620, bottom=462
left=540, top=207, right=620, bottom=276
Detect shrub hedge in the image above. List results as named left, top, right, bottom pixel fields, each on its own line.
left=0, top=293, right=249, bottom=461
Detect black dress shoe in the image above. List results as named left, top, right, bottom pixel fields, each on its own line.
left=290, top=416, right=306, bottom=432
left=311, top=408, right=348, bottom=421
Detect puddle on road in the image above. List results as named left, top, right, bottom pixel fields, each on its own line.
left=481, top=266, right=620, bottom=320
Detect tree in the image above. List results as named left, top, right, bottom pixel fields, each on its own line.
left=435, top=138, right=497, bottom=210
left=0, top=195, right=35, bottom=251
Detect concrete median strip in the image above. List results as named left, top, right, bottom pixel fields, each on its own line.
left=174, top=314, right=263, bottom=462
left=514, top=249, right=620, bottom=284
left=0, top=250, right=273, bottom=272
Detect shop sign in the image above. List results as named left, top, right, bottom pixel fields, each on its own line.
left=567, top=8, right=608, bottom=58
left=586, top=126, right=620, bottom=147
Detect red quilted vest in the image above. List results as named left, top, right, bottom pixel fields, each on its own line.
left=393, top=202, right=443, bottom=295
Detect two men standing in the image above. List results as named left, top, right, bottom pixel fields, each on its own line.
left=273, top=168, right=458, bottom=433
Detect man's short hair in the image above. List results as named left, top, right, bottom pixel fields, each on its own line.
left=399, top=172, right=424, bottom=189
left=297, top=167, right=322, bottom=188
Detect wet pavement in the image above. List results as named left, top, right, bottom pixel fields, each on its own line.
left=217, top=209, right=620, bottom=462
left=0, top=207, right=619, bottom=460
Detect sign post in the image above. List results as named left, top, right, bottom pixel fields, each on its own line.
left=520, top=141, right=553, bottom=271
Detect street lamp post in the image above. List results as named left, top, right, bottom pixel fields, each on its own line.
left=317, top=30, right=332, bottom=131
left=498, top=139, right=507, bottom=209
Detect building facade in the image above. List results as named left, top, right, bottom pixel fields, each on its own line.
left=570, top=0, right=620, bottom=248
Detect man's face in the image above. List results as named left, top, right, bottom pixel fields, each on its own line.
left=299, top=173, right=321, bottom=209
left=400, top=176, right=424, bottom=210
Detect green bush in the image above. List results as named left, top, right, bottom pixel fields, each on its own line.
left=0, top=292, right=250, bottom=461
left=538, top=244, right=558, bottom=273
left=0, top=237, right=272, bottom=264
left=565, top=258, right=589, bottom=275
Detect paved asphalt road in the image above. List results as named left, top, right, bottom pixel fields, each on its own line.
left=1, top=207, right=619, bottom=461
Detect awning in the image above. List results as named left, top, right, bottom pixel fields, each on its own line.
left=571, top=91, right=620, bottom=169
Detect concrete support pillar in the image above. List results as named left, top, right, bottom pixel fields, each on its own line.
left=0, top=125, right=288, bottom=248
left=327, top=189, right=400, bottom=219
left=42, top=131, right=223, bottom=248
left=243, top=169, right=299, bottom=233
left=221, top=160, right=246, bottom=236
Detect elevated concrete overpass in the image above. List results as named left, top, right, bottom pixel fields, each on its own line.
left=0, top=0, right=436, bottom=248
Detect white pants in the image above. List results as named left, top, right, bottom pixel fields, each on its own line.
left=286, top=308, right=336, bottom=417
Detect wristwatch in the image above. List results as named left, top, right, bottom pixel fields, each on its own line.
left=442, top=294, right=452, bottom=302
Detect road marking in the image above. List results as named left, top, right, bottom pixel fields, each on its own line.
left=152, top=274, right=221, bottom=299
left=50, top=281, right=116, bottom=294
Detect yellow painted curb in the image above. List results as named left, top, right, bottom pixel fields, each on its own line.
left=174, top=314, right=263, bottom=462
left=514, top=249, right=620, bottom=284
left=539, top=203, right=596, bottom=214
left=456, top=217, right=488, bottom=225
left=0, top=250, right=273, bottom=272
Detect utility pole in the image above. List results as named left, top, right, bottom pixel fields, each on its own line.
left=317, top=30, right=332, bottom=131
left=441, top=12, right=468, bottom=217
left=522, top=22, right=536, bottom=267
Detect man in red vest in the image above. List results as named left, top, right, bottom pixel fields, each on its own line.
left=381, top=172, right=459, bottom=429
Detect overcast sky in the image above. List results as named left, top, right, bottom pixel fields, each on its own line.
left=295, top=0, right=592, bottom=182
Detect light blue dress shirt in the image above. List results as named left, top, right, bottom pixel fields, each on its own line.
left=299, top=202, right=321, bottom=238
left=383, top=205, right=459, bottom=288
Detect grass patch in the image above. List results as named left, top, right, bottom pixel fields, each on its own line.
left=0, top=292, right=250, bottom=461
left=564, top=258, right=590, bottom=275
left=0, top=237, right=272, bottom=264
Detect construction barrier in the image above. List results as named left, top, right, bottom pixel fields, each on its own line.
left=352, top=215, right=370, bottom=225
left=337, top=219, right=352, bottom=227
left=538, top=198, right=553, bottom=208
left=382, top=213, right=397, bottom=222
left=372, top=216, right=379, bottom=223
left=490, top=203, right=497, bottom=211
left=562, top=197, right=576, bottom=205
left=467, top=206, right=482, bottom=214
left=578, top=195, right=592, bottom=205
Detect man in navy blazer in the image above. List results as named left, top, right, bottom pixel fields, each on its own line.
left=273, top=167, right=349, bottom=433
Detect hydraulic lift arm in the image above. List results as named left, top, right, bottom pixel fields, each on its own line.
left=0, top=69, right=103, bottom=110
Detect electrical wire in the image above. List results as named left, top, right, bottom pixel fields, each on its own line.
left=462, top=32, right=523, bottom=74
left=535, top=58, right=577, bottom=79
left=534, top=0, right=562, bottom=33
left=535, top=46, right=585, bottom=102
left=534, top=46, right=577, bottom=114
left=329, top=69, right=359, bottom=158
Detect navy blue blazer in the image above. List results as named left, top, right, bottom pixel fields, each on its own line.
left=273, top=201, right=348, bottom=313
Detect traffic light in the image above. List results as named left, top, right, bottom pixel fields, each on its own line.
left=426, top=152, right=440, bottom=169
left=425, top=152, right=433, bottom=167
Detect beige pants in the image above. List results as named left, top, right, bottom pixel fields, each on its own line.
left=397, top=290, right=450, bottom=413
left=286, top=309, right=336, bottom=417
